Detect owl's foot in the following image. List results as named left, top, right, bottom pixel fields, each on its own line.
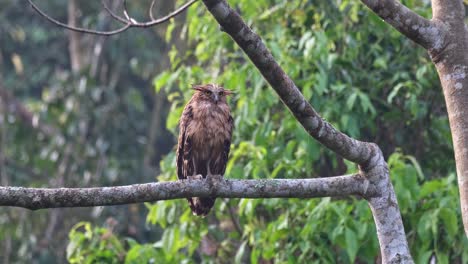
left=207, top=173, right=224, bottom=182
left=187, top=174, right=203, bottom=180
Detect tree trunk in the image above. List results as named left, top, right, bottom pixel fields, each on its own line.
left=429, top=0, right=468, bottom=236
left=361, top=0, right=468, bottom=238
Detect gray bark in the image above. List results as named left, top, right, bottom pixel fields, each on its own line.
left=201, top=0, right=413, bottom=262
left=21, top=0, right=468, bottom=261
left=429, top=0, right=468, bottom=238
left=360, top=0, right=468, bottom=238
left=0, top=174, right=374, bottom=210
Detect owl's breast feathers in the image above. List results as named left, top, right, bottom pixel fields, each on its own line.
left=189, top=101, right=232, bottom=160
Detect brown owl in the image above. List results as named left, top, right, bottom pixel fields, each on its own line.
left=177, top=84, right=234, bottom=216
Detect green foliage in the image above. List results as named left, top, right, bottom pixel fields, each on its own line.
left=67, top=222, right=125, bottom=264
left=68, top=152, right=467, bottom=263
left=389, top=152, right=468, bottom=263
left=1, top=1, right=171, bottom=262
left=138, top=0, right=464, bottom=262
left=2, top=0, right=466, bottom=262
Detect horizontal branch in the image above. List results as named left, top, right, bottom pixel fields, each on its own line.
left=0, top=174, right=374, bottom=210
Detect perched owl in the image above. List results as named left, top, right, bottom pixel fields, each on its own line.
left=177, top=84, right=234, bottom=216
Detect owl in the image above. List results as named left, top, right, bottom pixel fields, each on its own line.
left=176, top=84, right=234, bottom=216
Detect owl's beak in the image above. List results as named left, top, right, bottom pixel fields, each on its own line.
left=213, top=93, right=219, bottom=103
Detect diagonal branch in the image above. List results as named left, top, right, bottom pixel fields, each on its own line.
left=202, top=0, right=375, bottom=166
left=360, top=0, right=444, bottom=51
left=0, top=174, right=373, bottom=210
left=201, top=1, right=412, bottom=261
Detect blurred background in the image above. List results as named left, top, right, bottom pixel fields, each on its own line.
left=0, top=0, right=467, bottom=263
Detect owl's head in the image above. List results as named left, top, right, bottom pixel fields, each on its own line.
left=192, top=84, right=233, bottom=104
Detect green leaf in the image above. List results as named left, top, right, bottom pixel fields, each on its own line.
left=358, top=92, right=376, bottom=115
left=373, top=57, right=387, bottom=69
left=405, top=155, right=425, bottom=180
left=439, top=208, right=458, bottom=237
left=153, top=71, right=171, bottom=93
left=125, top=244, right=158, bottom=264
left=420, top=180, right=444, bottom=198
left=387, top=83, right=404, bottom=103
left=165, top=21, right=176, bottom=42
left=250, top=247, right=260, bottom=264
left=346, top=91, right=358, bottom=110
left=235, top=241, right=248, bottom=264
left=436, top=251, right=449, bottom=264
left=345, top=228, right=358, bottom=262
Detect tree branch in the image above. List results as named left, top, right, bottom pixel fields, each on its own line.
left=0, top=174, right=375, bottom=210
left=28, top=0, right=131, bottom=36
left=202, top=0, right=374, bottom=166
left=360, top=0, right=444, bottom=51
left=28, top=0, right=198, bottom=36
left=102, top=0, right=197, bottom=27
left=429, top=0, right=468, bottom=237
left=201, top=1, right=412, bottom=261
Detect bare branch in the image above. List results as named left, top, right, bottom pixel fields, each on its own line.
left=149, top=0, right=157, bottom=21
left=28, top=0, right=131, bottom=36
left=102, top=0, right=198, bottom=27
left=28, top=0, right=198, bottom=36
left=101, top=1, right=135, bottom=25
left=0, top=175, right=374, bottom=210
left=122, top=0, right=133, bottom=22
left=360, top=0, right=444, bottom=51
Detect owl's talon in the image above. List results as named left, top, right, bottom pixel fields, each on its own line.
left=187, top=174, right=203, bottom=180
left=211, top=174, right=224, bottom=181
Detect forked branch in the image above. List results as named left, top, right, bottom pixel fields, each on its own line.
left=201, top=0, right=412, bottom=262
left=27, top=0, right=198, bottom=36
left=360, top=0, right=444, bottom=51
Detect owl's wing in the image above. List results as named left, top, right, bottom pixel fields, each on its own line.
left=220, top=114, right=234, bottom=175
left=177, top=104, right=194, bottom=180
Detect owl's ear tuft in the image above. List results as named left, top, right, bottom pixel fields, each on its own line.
left=191, top=84, right=204, bottom=92
left=222, top=89, right=235, bottom=96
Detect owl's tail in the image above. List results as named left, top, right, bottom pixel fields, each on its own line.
left=188, top=197, right=215, bottom=216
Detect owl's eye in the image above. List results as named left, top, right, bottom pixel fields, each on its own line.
left=205, top=90, right=212, bottom=95
left=219, top=91, right=224, bottom=96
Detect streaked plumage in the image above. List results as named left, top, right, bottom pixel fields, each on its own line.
left=176, top=84, right=234, bottom=216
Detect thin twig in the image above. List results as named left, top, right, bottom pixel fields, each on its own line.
left=122, top=0, right=135, bottom=22
left=102, top=0, right=198, bottom=27
left=28, top=0, right=131, bottom=36
left=149, top=0, right=157, bottom=21
left=28, top=0, right=198, bottom=36
left=101, top=1, right=132, bottom=25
